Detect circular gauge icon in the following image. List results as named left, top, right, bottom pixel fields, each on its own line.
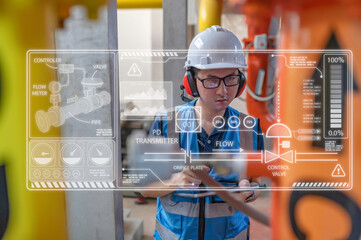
left=212, top=116, right=225, bottom=129
left=243, top=116, right=256, bottom=129
left=90, top=143, right=112, bottom=165
left=53, top=170, right=61, bottom=178
left=175, top=107, right=202, bottom=133
left=33, top=169, right=41, bottom=178
left=63, top=170, right=71, bottom=178
left=72, top=170, right=81, bottom=178
left=228, top=116, right=241, bottom=129
left=31, top=143, right=54, bottom=165
left=43, top=170, right=51, bottom=178
left=61, top=143, right=83, bottom=165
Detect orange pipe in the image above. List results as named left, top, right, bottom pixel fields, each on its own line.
left=242, top=1, right=275, bottom=131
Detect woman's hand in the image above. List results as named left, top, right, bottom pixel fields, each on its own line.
left=140, top=165, right=210, bottom=197
left=236, top=178, right=261, bottom=202
left=167, top=165, right=210, bottom=188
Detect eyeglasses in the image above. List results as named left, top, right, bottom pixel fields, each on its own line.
left=194, top=72, right=243, bottom=89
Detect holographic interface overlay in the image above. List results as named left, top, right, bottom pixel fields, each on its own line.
left=26, top=50, right=353, bottom=191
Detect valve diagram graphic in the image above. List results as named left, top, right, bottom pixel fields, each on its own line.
left=35, top=63, right=111, bottom=133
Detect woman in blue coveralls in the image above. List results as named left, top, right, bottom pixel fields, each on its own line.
left=140, top=25, right=264, bottom=240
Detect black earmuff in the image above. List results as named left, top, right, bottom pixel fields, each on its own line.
left=235, top=70, right=246, bottom=98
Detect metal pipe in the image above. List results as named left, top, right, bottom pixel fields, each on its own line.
left=198, top=0, right=223, bottom=32
left=117, top=0, right=162, bottom=9
left=35, top=91, right=111, bottom=133
left=255, top=69, right=265, bottom=96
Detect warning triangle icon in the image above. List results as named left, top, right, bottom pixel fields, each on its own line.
left=128, top=63, right=142, bottom=76
left=331, top=164, right=346, bottom=177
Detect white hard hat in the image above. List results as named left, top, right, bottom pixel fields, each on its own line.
left=184, top=25, right=247, bottom=70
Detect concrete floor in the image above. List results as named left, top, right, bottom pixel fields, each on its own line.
left=123, top=192, right=272, bottom=240
left=247, top=193, right=272, bottom=240
left=123, top=197, right=157, bottom=240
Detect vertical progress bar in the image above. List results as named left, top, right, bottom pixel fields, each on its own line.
left=329, top=64, right=342, bottom=129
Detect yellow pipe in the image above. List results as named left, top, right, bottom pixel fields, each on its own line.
left=0, top=1, right=72, bottom=239
left=198, top=0, right=223, bottom=32
left=117, top=0, right=162, bottom=8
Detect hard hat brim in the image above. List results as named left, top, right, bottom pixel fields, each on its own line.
left=185, top=62, right=248, bottom=70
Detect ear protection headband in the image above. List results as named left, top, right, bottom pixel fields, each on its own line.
left=182, top=69, right=246, bottom=98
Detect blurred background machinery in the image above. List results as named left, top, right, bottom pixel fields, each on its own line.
left=226, top=0, right=361, bottom=239
left=0, top=0, right=120, bottom=239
